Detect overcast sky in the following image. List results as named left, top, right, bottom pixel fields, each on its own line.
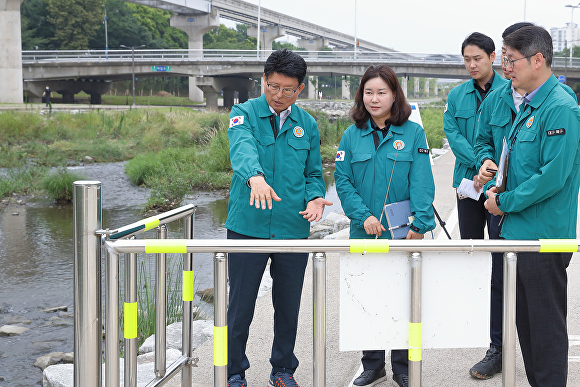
left=226, top=0, right=578, bottom=54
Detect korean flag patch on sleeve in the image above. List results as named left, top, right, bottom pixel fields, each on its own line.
left=336, top=150, right=345, bottom=162
left=229, top=116, right=244, bottom=128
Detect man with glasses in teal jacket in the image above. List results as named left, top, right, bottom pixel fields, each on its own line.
left=225, top=49, right=331, bottom=387
left=484, top=26, right=580, bottom=387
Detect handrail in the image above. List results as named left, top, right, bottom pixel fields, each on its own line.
left=103, top=237, right=568, bottom=254
left=76, top=181, right=578, bottom=387
left=98, top=204, right=196, bottom=240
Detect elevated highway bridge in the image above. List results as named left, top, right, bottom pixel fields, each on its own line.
left=21, top=49, right=580, bottom=108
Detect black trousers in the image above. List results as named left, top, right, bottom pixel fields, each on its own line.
left=516, top=252, right=571, bottom=387
left=226, top=230, right=309, bottom=379
left=457, top=194, right=504, bottom=348
left=361, top=350, right=408, bottom=375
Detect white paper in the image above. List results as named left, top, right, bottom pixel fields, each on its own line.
left=457, top=177, right=483, bottom=200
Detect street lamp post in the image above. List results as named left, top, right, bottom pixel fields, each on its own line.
left=565, top=3, right=580, bottom=64
left=103, top=5, right=108, bottom=59
left=120, top=44, right=145, bottom=107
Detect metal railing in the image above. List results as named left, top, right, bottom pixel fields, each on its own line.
left=75, top=180, right=578, bottom=387
left=73, top=181, right=197, bottom=387
left=22, top=49, right=580, bottom=68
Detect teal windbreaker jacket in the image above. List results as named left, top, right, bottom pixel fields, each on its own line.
left=496, top=75, right=580, bottom=240
left=443, top=71, right=508, bottom=187
left=225, top=94, right=326, bottom=239
left=334, top=118, right=436, bottom=239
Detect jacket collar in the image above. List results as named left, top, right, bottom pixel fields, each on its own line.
left=464, top=70, right=505, bottom=95
left=361, top=118, right=404, bottom=136
left=257, top=94, right=296, bottom=122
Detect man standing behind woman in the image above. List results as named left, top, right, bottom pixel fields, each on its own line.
left=334, top=65, right=436, bottom=387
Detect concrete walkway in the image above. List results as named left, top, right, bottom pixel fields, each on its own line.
left=188, top=150, right=580, bottom=387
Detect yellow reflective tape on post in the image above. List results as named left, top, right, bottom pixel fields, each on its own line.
left=214, top=326, right=228, bottom=366
left=409, top=322, right=422, bottom=361
left=539, top=239, right=579, bottom=253
left=183, top=270, right=194, bottom=301
left=124, top=302, right=137, bottom=339
left=142, top=218, right=160, bottom=231
left=349, top=239, right=389, bottom=253
left=144, top=240, right=187, bottom=254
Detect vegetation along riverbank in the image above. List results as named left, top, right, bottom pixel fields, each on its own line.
left=0, top=105, right=445, bottom=212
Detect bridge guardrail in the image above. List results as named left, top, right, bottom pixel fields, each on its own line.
left=21, top=49, right=471, bottom=65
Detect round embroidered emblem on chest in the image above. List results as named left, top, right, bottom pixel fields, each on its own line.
left=293, top=126, right=304, bottom=137
left=393, top=140, right=405, bottom=150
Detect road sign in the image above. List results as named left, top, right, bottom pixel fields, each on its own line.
left=559, top=75, right=566, bottom=83
left=152, top=66, right=171, bottom=72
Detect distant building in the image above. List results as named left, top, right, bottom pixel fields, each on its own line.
left=550, top=23, right=580, bottom=52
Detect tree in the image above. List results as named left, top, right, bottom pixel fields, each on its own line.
left=21, top=0, right=54, bottom=49
left=203, top=24, right=256, bottom=50
left=45, top=0, right=103, bottom=49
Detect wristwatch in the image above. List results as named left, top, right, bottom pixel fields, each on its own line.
left=495, top=194, right=501, bottom=208
left=409, top=224, right=420, bottom=233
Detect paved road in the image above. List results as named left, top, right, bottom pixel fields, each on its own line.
left=188, top=149, right=580, bottom=387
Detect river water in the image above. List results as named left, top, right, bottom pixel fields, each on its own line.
left=0, top=162, right=339, bottom=386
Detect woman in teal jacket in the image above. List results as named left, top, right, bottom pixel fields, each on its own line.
left=334, top=65, right=435, bottom=387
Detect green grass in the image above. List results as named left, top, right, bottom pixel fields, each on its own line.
left=40, top=168, right=87, bottom=202
left=0, top=100, right=448, bottom=209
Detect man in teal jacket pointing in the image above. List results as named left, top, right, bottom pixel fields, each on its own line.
left=225, top=49, right=331, bottom=387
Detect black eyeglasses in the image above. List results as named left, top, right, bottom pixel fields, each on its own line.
left=266, top=82, right=300, bottom=97
left=502, top=54, right=537, bottom=68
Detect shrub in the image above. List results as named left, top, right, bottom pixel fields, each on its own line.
left=41, top=168, right=87, bottom=202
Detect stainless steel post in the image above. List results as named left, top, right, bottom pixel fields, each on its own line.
left=214, top=252, right=228, bottom=387
left=409, top=252, right=422, bottom=387
left=155, top=225, right=168, bottom=378
left=502, top=252, right=517, bottom=387
left=124, top=247, right=138, bottom=387
left=73, top=181, right=102, bottom=387
left=313, top=253, right=326, bottom=387
left=182, top=214, right=195, bottom=387
left=105, top=246, right=120, bottom=387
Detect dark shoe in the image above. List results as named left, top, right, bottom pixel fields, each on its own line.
left=392, top=374, right=408, bottom=387
left=228, top=374, right=247, bottom=387
left=469, top=345, right=502, bottom=379
left=353, top=368, right=387, bottom=386
left=268, top=371, right=299, bottom=387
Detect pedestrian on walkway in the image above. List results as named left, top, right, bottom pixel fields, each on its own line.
left=473, top=21, right=577, bottom=381
left=224, top=48, right=332, bottom=387
left=42, top=86, right=53, bottom=107
left=334, top=64, right=436, bottom=387
left=484, top=25, right=580, bottom=387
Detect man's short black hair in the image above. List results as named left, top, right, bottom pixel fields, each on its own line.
left=264, top=49, right=307, bottom=85
left=502, top=22, right=534, bottom=39
left=461, top=32, right=495, bottom=56
left=503, top=25, right=553, bottom=67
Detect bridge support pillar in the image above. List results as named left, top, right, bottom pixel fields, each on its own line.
left=196, top=76, right=255, bottom=110
left=223, top=89, right=235, bottom=109
left=1, top=0, right=25, bottom=103
left=247, top=25, right=286, bottom=57
left=23, top=80, right=112, bottom=105
left=297, top=38, right=329, bottom=51
left=434, top=83, right=439, bottom=97
left=341, top=76, right=351, bottom=100
left=401, top=76, right=408, bottom=99
left=239, top=89, right=249, bottom=104
left=425, top=79, right=430, bottom=97
left=414, top=77, right=420, bottom=97
left=170, top=11, right=220, bottom=103
left=308, top=77, right=317, bottom=100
